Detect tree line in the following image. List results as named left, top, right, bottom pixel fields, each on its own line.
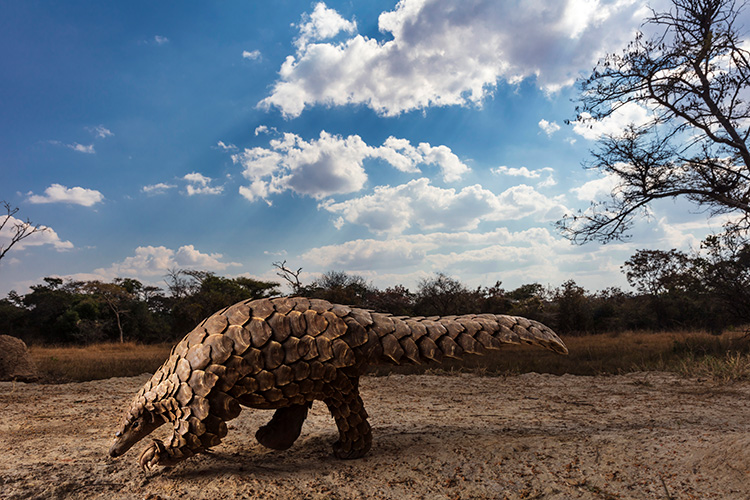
left=1, top=232, right=748, bottom=345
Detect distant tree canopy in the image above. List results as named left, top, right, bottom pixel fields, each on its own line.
left=0, top=271, right=280, bottom=345
left=559, top=0, right=750, bottom=243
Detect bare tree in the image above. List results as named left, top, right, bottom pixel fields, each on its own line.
left=273, top=260, right=304, bottom=295
left=559, top=0, right=750, bottom=243
left=0, top=201, right=48, bottom=263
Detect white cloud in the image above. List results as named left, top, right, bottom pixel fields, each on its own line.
left=538, top=119, right=561, bottom=136
left=320, top=178, right=568, bottom=234
left=0, top=216, right=73, bottom=252
left=295, top=2, right=357, bottom=48
left=417, top=143, right=470, bottom=183
left=69, top=143, right=95, bottom=154
left=142, top=182, right=177, bottom=195
left=50, top=140, right=96, bottom=154
left=230, top=131, right=469, bottom=203
left=242, top=49, right=262, bottom=60
left=183, top=172, right=224, bottom=196
left=154, top=35, right=169, bottom=45
left=260, top=0, right=649, bottom=117
left=216, top=141, right=237, bottom=151
left=302, top=238, right=431, bottom=270
left=572, top=101, right=652, bottom=140
left=372, top=137, right=422, bottom=174
left=493, top=166, right=558, bottom=188
left=571, top=172, right=621, bottom=200
left=295, top=216, right=705, bottom=292
left=493, top=166, right=553, bottom=179
left=88, top=125, right=114, bottom=139
left=88, top=244, right=240, bottom=279
left=27, top=184, right=104, bottom=207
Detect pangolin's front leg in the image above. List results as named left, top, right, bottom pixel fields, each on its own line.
left=256, top=403, right=312, bottom=450
left=139, top=407, right=231, bottom=470
left=324, top=374, right=372, bottom=459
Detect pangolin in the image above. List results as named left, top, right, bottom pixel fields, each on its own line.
left=109, top=297, right=567, bottom=470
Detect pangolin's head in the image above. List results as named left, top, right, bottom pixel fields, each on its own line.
left=109, top=391, right=165, bottom=458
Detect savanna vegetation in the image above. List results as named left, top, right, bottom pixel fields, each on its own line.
left=2, top=229, right=748, bottom=383
left=3, top=229, right=749, bottom=347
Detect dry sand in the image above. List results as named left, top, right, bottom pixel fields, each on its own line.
left=1, top=372, right=749, bottom=499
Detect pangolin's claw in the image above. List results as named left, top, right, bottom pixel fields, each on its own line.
left=138, top=440, right=165, bottom=472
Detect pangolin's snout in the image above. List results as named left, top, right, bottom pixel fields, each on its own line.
left=109, top=441, right=123, bottom=458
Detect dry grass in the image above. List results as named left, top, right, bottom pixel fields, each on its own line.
left=370, top=329, right=750, bottom=382
left=30, top=342, right=173, bottom=383
left=28, top=330, right=750, bottom=383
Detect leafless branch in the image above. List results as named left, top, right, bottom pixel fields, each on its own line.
left=0, top=201, right=49, bottom=262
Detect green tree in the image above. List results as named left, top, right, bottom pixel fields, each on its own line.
left=621, top=249, right=694, bottom=296
left=306, top=270, right=374, bottom=306
left=166, top=270, right=280, bottom=334
left=695, top=231, right=750, bottom=324
left=366, top=285, right=415, bottom=316
left=553, top=280, right=593, bottom=335
left=82, top=281, right=135, bottom=343
left=414, top=273, right=481, bottom=316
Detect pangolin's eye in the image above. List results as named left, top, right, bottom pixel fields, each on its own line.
left=132, top=421, right=140, bottom=429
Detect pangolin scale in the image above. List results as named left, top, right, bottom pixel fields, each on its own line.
left=109, top=297, right=567, bottom=470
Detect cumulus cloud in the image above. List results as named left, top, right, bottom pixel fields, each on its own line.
left=572, top=101, right=652, bottom=140
left=538, top=119, right=561, bottom=136
left=320, top=178, right=568, bottom=234
left=493, top=166, right=554, bottom=179
left=295, top=2, right=357, bottom=48
left=297, top=226, right=582, bottom=286
left=260, top=0, right=650, bottom=117
left=494, top=165, right=558, bottom=188
left=571, top=173, right=621, bottom=201
left=0, top=216, right=73, bottom=252
left=242, top=49, right=261, bottom=60
left=302, top=238, right=431, bottom=270
left=183, top=172, right=224, bottom=196
left=230, top=131, right=469, bottom=203
left=85, top=245, right=240, bottom=281
left=154, top=35, right=169, bottom=45
left=27, top=184, right=104, bottom=207
left=417, top=143, right=470, bottom=183
left=142, top=182, right=177, bottom=195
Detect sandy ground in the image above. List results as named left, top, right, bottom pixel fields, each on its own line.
left=1, top=372, right=749, bottom=500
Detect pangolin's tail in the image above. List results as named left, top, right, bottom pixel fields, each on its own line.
left=342, top=308, right=567, bottom=366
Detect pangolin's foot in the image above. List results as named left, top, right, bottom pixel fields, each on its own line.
left=256, top=403, right=311, bottom=450
left=332, top=433, right=371, bottom=460
left=138, top=439, right=196, bottom=471
left=138, top=440, right=166, bottom=471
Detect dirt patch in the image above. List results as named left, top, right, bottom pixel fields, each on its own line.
left=1, top=372, right=748, bottom=499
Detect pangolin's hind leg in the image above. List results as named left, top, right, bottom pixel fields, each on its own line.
left=256, top=402, right=312, bottom=450
left=324, top=374, right=372, bottom=459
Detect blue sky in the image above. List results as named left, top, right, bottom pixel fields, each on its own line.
left=1, top=0, right=735, bottom=297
